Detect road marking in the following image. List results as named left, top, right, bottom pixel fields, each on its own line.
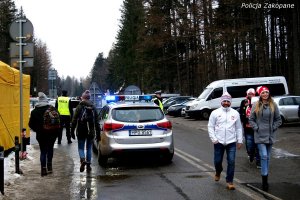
left=175, top=148, right=281, bottom=200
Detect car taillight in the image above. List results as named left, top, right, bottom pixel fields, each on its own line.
left=103, top=122, right=124, bottom=131
left=157, top=121, right=172, bottom=129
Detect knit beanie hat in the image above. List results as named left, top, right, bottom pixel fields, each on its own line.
left=256, top=86, right=269, bottom=96
left=246, top=88, right=255, bottom=95
left=38, top=92, right=48, bottom=102
left=81, top=90, right=91, bottom=100
left=220, top=92, right=232, bottom=103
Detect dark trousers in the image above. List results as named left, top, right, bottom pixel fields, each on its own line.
left=244, top=128, right=260, bottom=162
left=58, top=115, right=71, bottom=142
left=214, top=142, right=236, bottom=183
left=38, top=136, right=56, bottom=168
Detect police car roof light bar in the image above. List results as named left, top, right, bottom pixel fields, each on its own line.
left=106, top=95, right=152, bottom=103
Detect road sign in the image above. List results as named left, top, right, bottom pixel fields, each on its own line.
left=9, top=18, right=33, bottom=42
left=10, top=43, right=34, bottom=58
left=10, top=58, right=34, bottom=68
left=48, top=70, right=57, bottom=80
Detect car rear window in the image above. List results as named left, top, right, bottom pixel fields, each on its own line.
left=112, top=107, right=164, bottom=122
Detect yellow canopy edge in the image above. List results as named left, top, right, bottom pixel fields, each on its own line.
left=0, top=61, right=30, bottom=151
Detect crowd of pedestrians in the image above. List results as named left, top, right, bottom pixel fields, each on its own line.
left=208, top=85, right=282, bottom=192
left=29, top=89, right=100, bottom=176
left=28, top=86, right=287, bottom=192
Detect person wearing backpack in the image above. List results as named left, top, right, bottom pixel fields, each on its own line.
left=29, top=92, right=60, bottom=176
left=55, top=90, right=73, bottom=144
left=71, top=90, right=100, bottom=172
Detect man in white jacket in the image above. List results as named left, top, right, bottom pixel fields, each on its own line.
left=208, top=92, right=243, bottom=190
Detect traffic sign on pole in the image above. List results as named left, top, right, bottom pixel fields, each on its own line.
left=9, top=18, right=34, bottom=170
left=9, top=19, right=33, bottom=42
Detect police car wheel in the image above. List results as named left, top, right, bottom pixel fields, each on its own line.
left=162, top=152, right=174, bottom=164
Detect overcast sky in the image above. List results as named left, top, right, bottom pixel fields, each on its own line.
left=14, top=0, right=123, bottom=79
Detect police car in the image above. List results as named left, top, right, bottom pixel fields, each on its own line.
left=94, top=95, right=174, bottom=166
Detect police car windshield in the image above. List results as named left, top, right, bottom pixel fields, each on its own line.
left=112, top=107, right=164, bottom=122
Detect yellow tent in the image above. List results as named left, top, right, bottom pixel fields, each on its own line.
left=0, top=61, right=30, bottom=151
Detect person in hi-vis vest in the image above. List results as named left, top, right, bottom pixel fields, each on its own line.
left=153, top=90, right=163, bottom=111
left=55, top=90, right=73, bottom=144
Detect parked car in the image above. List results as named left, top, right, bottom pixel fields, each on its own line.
left=163, top=96, right=194, bottom=114
left=48, top=98, right=56, bottom=107
left=167, top=98, right=196, bottom=117
left=272, top=95, right=300, bottom=125
left=94, top=95, right=174, bottom=166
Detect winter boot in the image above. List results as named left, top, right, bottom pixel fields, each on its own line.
left=86, top=163, right=92, bottom=172
left=226, top=182, right=235, bottom=190
left=47, top=163, right=53, bottom=174
left=41, top=167, right=47, bottom=177
left=262, top=175, right=269, bottom=191
left=80, top=158, right=86, bottom=172
left=214, top=172, right=221, bottom=181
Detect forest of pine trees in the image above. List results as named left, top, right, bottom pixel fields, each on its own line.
left=1, top=0, right=299, bottom=96
left=107, top=0, right=300, bottom=96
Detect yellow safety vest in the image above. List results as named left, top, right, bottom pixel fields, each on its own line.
left=153, top=98, right=163, bottom=111
left=57, top=96, right=70, bottom=116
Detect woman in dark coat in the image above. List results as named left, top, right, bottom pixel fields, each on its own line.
left=29, top=92, right=59, bottom=176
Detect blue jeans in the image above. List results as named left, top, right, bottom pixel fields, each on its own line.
left=214, top=142, right=236, bottom=183
left=78, top=138, right=93, bottom=163
left=257, top=143, right=272, bottom=176
left=245, top=131, right=260, bottom=162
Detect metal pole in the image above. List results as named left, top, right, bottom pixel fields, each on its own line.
left=0, top=146, right=4, bottom=195
left=52, top=79, right=54, bottom=98
left=15, top=137, right=20, bottom=174
left=17, top=18, right=26, bottom=153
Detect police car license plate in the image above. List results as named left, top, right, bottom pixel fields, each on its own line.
left=129, top=130, right=152, bottom=136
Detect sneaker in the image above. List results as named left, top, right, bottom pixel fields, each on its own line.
left=256, top=162, right=261, bottom=169
left=214, top=173, right=221, bottom=181
left=227, top=183, right=235, bottom=190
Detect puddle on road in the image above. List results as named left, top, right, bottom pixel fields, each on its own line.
left=272, top=147, right=300, bottom=159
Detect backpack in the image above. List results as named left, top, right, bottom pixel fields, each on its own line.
left=78, top=105, right=96, bottom=138
left=245, top=100, right=252, bottom=128
left=43, top=106, right=61, bottom=130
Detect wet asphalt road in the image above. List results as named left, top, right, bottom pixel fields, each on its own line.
left=2, top=117, right=299, bottom=200
left=64, top=117, right=299, bottom=199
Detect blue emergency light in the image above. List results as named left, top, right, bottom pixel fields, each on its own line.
left=106, top=95, right=152, bottom=103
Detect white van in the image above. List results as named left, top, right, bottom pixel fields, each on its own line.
left=185, top=76, right=289, bottom=119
